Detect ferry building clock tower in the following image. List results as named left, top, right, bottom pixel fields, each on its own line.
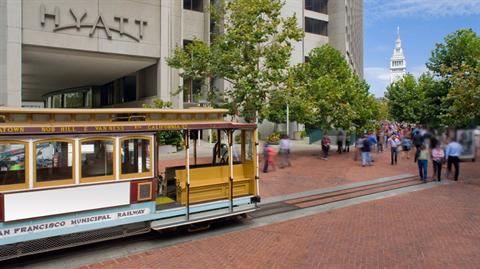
left=390, top=27, right=407, bottom=83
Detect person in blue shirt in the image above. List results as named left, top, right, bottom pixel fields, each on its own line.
left=445, top=138, right=463, bottom=181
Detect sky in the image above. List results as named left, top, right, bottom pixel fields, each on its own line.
left=364, top=0, right=480, bottom=97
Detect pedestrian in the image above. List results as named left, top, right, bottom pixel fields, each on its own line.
left=413, top=131, right=424, bottom=162
left=387, top=134, right=401, bottom=165
left=321, top=135, right=331, bottom=160
left=337, top=130, right=345, bottom=154
left=344, top=132, right=351, bottom=153
left=354, top=136, right=363, bottom=161
left=279, top=134, right=291, bottom=168
left=401, top=136, right=412, bottom=159
left=431, top=143, right=445, bottom=182
left=262, top=144, right=276, bottom=173
left=417, top=145, right=429, bottom=182
left=378, top=130, right=384, bottom=152
left=361, top=135, right=372, bottom=167
left=368, top=132, right=377, bottom=155
left=445, top=137, right=463, bottom=181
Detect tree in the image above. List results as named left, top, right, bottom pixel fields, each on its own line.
left=167, top=0, right=304, bottom=122
left=385, top=74, right=426, bottom=123
left=426, top=28, right=480, bottom=127
left=280, top=45, right=379, bottom=132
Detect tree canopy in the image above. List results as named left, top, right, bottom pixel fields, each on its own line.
left=267, top=45, right=380, bottom=132
left=386, top=28, right=480, bottom=128
left=167, top=0, right=303, bottom=122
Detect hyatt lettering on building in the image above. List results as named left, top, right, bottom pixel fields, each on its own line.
left=40, top=4, right=148, bottom=42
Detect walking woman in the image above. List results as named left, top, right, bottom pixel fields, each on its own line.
left=417, top=145, right=429, bottom=182
left=431, top=143, right=445, bottom=181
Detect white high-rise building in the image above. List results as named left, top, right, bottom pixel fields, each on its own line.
left=0, top=0, right=363, bottom=108
left=390, top=27, right=406, bottom=83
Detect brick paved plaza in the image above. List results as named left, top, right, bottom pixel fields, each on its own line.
left=76, top=146, right=480, bottom=269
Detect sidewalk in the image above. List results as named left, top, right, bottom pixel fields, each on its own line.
left=77, top=148, right=480, bottom=269
left=80, top=179, right=480, bottom=269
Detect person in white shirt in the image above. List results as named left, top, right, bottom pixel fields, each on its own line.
left=279, top=134, right=291, bottom=168
left=388, top=134, right=401, bottom=165
left=445, top=138, right=463, bottom=181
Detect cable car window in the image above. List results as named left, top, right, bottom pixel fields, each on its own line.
left=0, top=142, right=27, bottom=188
left=35, top=141, right=74, bottom=183
left=121, top=138, right=151, bottom=176
left=81, top=139, right=114, bottom=180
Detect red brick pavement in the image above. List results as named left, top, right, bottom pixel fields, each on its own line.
left=78, top=149, right=480, bottom=268
left=80, top=179, right=480, bottom=269
left=259, top=147, right=479, bottom=198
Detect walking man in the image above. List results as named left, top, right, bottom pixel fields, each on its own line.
left=337, top=130, right=345, bottom=154
left=361, top=135, right=372, bottom=167
left=388, top=134, right=401, bottom=165
left=445, top=138, right=463, bottom=181
left=417, top=145, right=429, bottom=182
left=279, top=134, right=291, bottom=168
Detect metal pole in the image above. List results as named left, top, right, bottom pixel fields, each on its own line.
left=185, top=131, right=190, bottom=221
left=286, top=103, right=289, bottom=137
left=228, top=130, right=234, bottom=212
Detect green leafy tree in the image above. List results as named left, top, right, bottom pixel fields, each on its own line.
left=279, top=45, right=379, bottom=132
left=385, top=74, right=426, bottom=123
left=167, top=0, right=303, bottom=122
left=426, top=28, right=480, bottom=127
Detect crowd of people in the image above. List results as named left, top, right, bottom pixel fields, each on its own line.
left=262, top=123, right=467, bottom=182
left=350, top=123, right=465, bottom=182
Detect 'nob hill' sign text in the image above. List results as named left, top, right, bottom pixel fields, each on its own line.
left=40, top=4, right=148, bottom=42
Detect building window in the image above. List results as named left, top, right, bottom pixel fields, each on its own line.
left=184, top=0, right=203, bottom=12
left=35, top=140, right=74, bottom=186
left=80, top=139, right=115, bottom=182
left=305, top=17, right=328, bottom=36
left=305, top=0, right=328, bottom=14
left=183, top=78, right=202, bottom=103
left=121, top=138, right=151, bottom=178
left=0, top=142, right=28, bottom=190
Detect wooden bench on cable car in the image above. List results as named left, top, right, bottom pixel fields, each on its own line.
left=175, top=163, right=255, bottom=205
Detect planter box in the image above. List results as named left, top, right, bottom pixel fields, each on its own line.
left=159, top=145, right=177, bottom=154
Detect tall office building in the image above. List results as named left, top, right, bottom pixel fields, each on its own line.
left=390, top=27, right=407, bottom=83
left=0, top=0, right=363, bottom=108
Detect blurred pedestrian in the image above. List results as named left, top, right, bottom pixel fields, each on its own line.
left=337, top=130, right=345, bottom=154
left=279, top=134, right=291, bottom=168
left=321, top=135, right=331, bottom=160
left=361, top=135, right=372, bottom=167
left=262, top=144, right=276, bottom=173
left=431, top=143, right=445, bottom=181
left=417, top=145, right=429, bottom=182
left=388, top=134, right=401, bottom=165
left=401, top=136, right=412, bottom=159
left=446, top=138, right=463, bottom=181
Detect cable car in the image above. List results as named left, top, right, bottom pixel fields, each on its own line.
left=0, top=107, right=259, bottom=260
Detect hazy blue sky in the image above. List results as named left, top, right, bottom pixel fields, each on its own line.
left=364, top=0, right=480, bottom=97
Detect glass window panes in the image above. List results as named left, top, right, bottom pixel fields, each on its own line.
left=81, top=140, right=114, bottom=178
left=0, top=143, right=26, bottom=186
left=305, top=0, right=328, bottom=14
left=121, top=139, right=151, bottom=175
left=184, top=0, right=203, bottom=12
left=36, top=141, right=73, bottom=182
left=305, top=17, right=328, bottom=36
left=64, top=92, right=85, bottom=108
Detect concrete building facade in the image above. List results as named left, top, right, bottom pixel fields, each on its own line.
left=0, top=0, right=363, bottom=108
